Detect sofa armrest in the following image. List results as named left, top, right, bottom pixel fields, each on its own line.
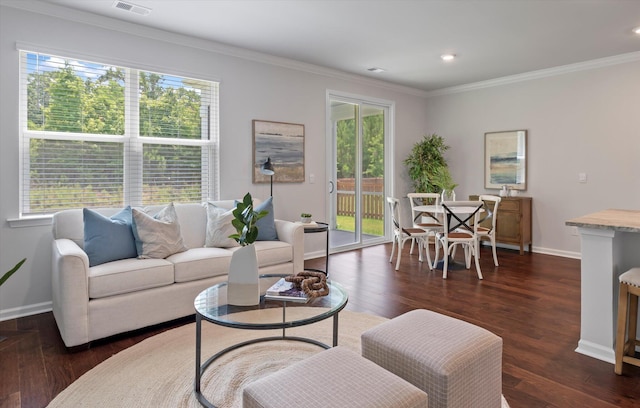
left=274, top=220, right=304, bottom=273
left=51, top=238, right=91, bottom=347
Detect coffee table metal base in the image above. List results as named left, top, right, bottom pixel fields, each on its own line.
left=194, top=312, right=339, bottom=408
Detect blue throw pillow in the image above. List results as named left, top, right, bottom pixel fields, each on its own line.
left=83, top=207, right=137, bottom=267
left=255, top=196, right=278, bottom=241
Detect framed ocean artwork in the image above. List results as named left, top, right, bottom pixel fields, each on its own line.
left=252, top=120, right=305, bottom=184
left=484, top=130, right=527, bottom=190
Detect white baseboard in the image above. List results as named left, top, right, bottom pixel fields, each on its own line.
left=304, top=250, right=326, bottom=260
left=533, top=246, right=581, bottom=259
left=575, top=340, right=615, bottom=364
left=0, top=301, right=52, bottom=322
left=486, top=242, right=581, bottom=260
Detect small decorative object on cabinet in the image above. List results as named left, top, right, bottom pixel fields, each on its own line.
left=227, top=192, right=268, bottom=306
left=470, top=195, right=532, bottom=255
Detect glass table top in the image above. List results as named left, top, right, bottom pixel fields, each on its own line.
left=194, top=274, right=348, bottom=329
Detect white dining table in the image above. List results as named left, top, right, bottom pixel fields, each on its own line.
left=413, top=204, right=484, bottom=270
left=413, top=204, right=484, bottom=221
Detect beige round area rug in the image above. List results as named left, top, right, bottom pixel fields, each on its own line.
left=47, top=309, right=510, bottom=407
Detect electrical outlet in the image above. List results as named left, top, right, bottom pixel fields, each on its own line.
left=570, top=226, right=579, bottom=236
left=578, top=173, right=587, bottom=183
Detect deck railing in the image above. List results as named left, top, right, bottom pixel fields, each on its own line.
left=336, top=177, right=384, bottom=220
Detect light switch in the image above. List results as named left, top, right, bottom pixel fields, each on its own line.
left=578, top=173, right=587, bottom=183
left=309, top=173, right=315, bottom=184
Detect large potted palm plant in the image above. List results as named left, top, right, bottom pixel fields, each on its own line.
left=404, top=133, right=457, bottom=197
left=227, top=193, right=268, bottom=306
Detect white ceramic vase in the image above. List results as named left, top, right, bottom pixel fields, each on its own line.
left=227, top=244, right=260, bottom=306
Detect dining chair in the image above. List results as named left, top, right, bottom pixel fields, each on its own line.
left=434, top=200, right=484, bottom=279
left=476, top=194, right=502, bottom=266
left=387, top=197, right=431, bottom=270
left=407, top=193, right=443, bottom=263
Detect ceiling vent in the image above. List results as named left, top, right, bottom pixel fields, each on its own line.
left=112, top=1, right=151, bottom=16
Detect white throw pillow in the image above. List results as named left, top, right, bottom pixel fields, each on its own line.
left=132, top=202, right=188, bottom=259
left=204, top=202, right=240, bottom=248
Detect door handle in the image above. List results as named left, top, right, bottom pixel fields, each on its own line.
left=328, top=180, right=334, bottom=193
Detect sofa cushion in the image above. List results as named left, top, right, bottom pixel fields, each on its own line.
left=251, top=240, right=293, bottom=268
left=170, top=203, right=207, bottom=249
left=169, top=247, right=233, bottom=282
left=204, top=203, right=240, bottom=248
left=88, top=258, right=174, bottom=299
left=132, top=203, right=188, bottom=259
left=83, top=207, right=137, bottom=267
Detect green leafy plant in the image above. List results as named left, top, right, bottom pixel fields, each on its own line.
left=300, top=213, right=312, bottom=218
left=0, top=258, right=26, bottom=287
left=229, top=193, right=268, bottom=246
left=404, top=133, right=455, bottom=193
left=431, top=166, right=458, bottom=193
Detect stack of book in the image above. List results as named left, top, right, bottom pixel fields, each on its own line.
left=265, top=278, right=309, bottom=303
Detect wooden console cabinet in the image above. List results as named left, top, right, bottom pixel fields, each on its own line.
left=470, top=195, right=532, bottom=255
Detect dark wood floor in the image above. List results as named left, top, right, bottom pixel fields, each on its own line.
left=1, top=244, right=640, bottom=408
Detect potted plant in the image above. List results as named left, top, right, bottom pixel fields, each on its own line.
left=1, top=258, right=26, bottom=342
left=431, top=166, right=458, bottom=202
left=404, top=133, right=456, bottom=197
left=300, top=213, right=312, bottom=223
left=227, top=192, right=268, bottom=306
left=0, top=258, right=26, bottom=287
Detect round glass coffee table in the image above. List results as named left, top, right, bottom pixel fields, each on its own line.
left=194, top=273, right=348, bottom=408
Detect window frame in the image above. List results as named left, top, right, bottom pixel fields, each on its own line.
left=18, top=46, right=220, bottom=218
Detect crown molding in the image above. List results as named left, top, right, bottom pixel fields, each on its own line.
left=425, top=51, right=640, bottom=98
left=4, top=1, right=637, bottom=100
left=1, top=0, right=429, bottom=98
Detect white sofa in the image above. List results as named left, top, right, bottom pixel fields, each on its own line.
left=51, top=200, right=304, bottom=347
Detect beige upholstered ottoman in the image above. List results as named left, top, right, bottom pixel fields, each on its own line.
left=243, top=346, right=428, bottom=408
left=361, top=309, right=502, bottom=408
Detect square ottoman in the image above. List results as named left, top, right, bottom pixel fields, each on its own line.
left=243, top=346, right=428, bottom=408
left=361, top=309, right=502, bottom=408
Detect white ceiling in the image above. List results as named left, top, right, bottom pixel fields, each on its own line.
left=32, top=0, right=640, bottom=92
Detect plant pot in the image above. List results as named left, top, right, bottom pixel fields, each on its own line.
left=227, top=245, right=260, bottom=306
left=301, top=216, right=312, bottom=223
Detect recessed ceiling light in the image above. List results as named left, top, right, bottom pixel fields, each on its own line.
left=367, top=67, right=385, bottom=73
left=634, top=26, right=640, bottom=35
left=441, top=54, right=456, bottom=61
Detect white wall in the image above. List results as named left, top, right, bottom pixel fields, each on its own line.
left=423, top=59, right=640, bottom=256
left=0, top=4, right=429, bottom=318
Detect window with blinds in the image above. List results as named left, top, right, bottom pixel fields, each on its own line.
left=19, top=50, right=219, bottom=216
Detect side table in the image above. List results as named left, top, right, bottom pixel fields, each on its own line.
left=303, top=221, right=329, bottom=276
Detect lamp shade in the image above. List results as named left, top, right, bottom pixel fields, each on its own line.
left=260, top=157, right=274, bottom=176
left=260, top=157, right=275, bottom=197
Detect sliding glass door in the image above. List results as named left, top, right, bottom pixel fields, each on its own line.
left=327, top=92, right=392, bottom=251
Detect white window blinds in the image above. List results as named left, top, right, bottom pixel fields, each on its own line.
left=19, top=50, right=219, bottom=216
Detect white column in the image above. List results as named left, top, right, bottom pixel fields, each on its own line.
left=575, top=227, right=640, bottom=363
left=575, top=227, right=617, bottom=363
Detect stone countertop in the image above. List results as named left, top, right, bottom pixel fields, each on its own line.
left=566, top=209, right=640, bottom=233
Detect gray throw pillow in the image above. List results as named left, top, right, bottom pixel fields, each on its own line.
left=204, top=203, right=240, bottom=248
left=131, top=202, right=188, bottom=259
